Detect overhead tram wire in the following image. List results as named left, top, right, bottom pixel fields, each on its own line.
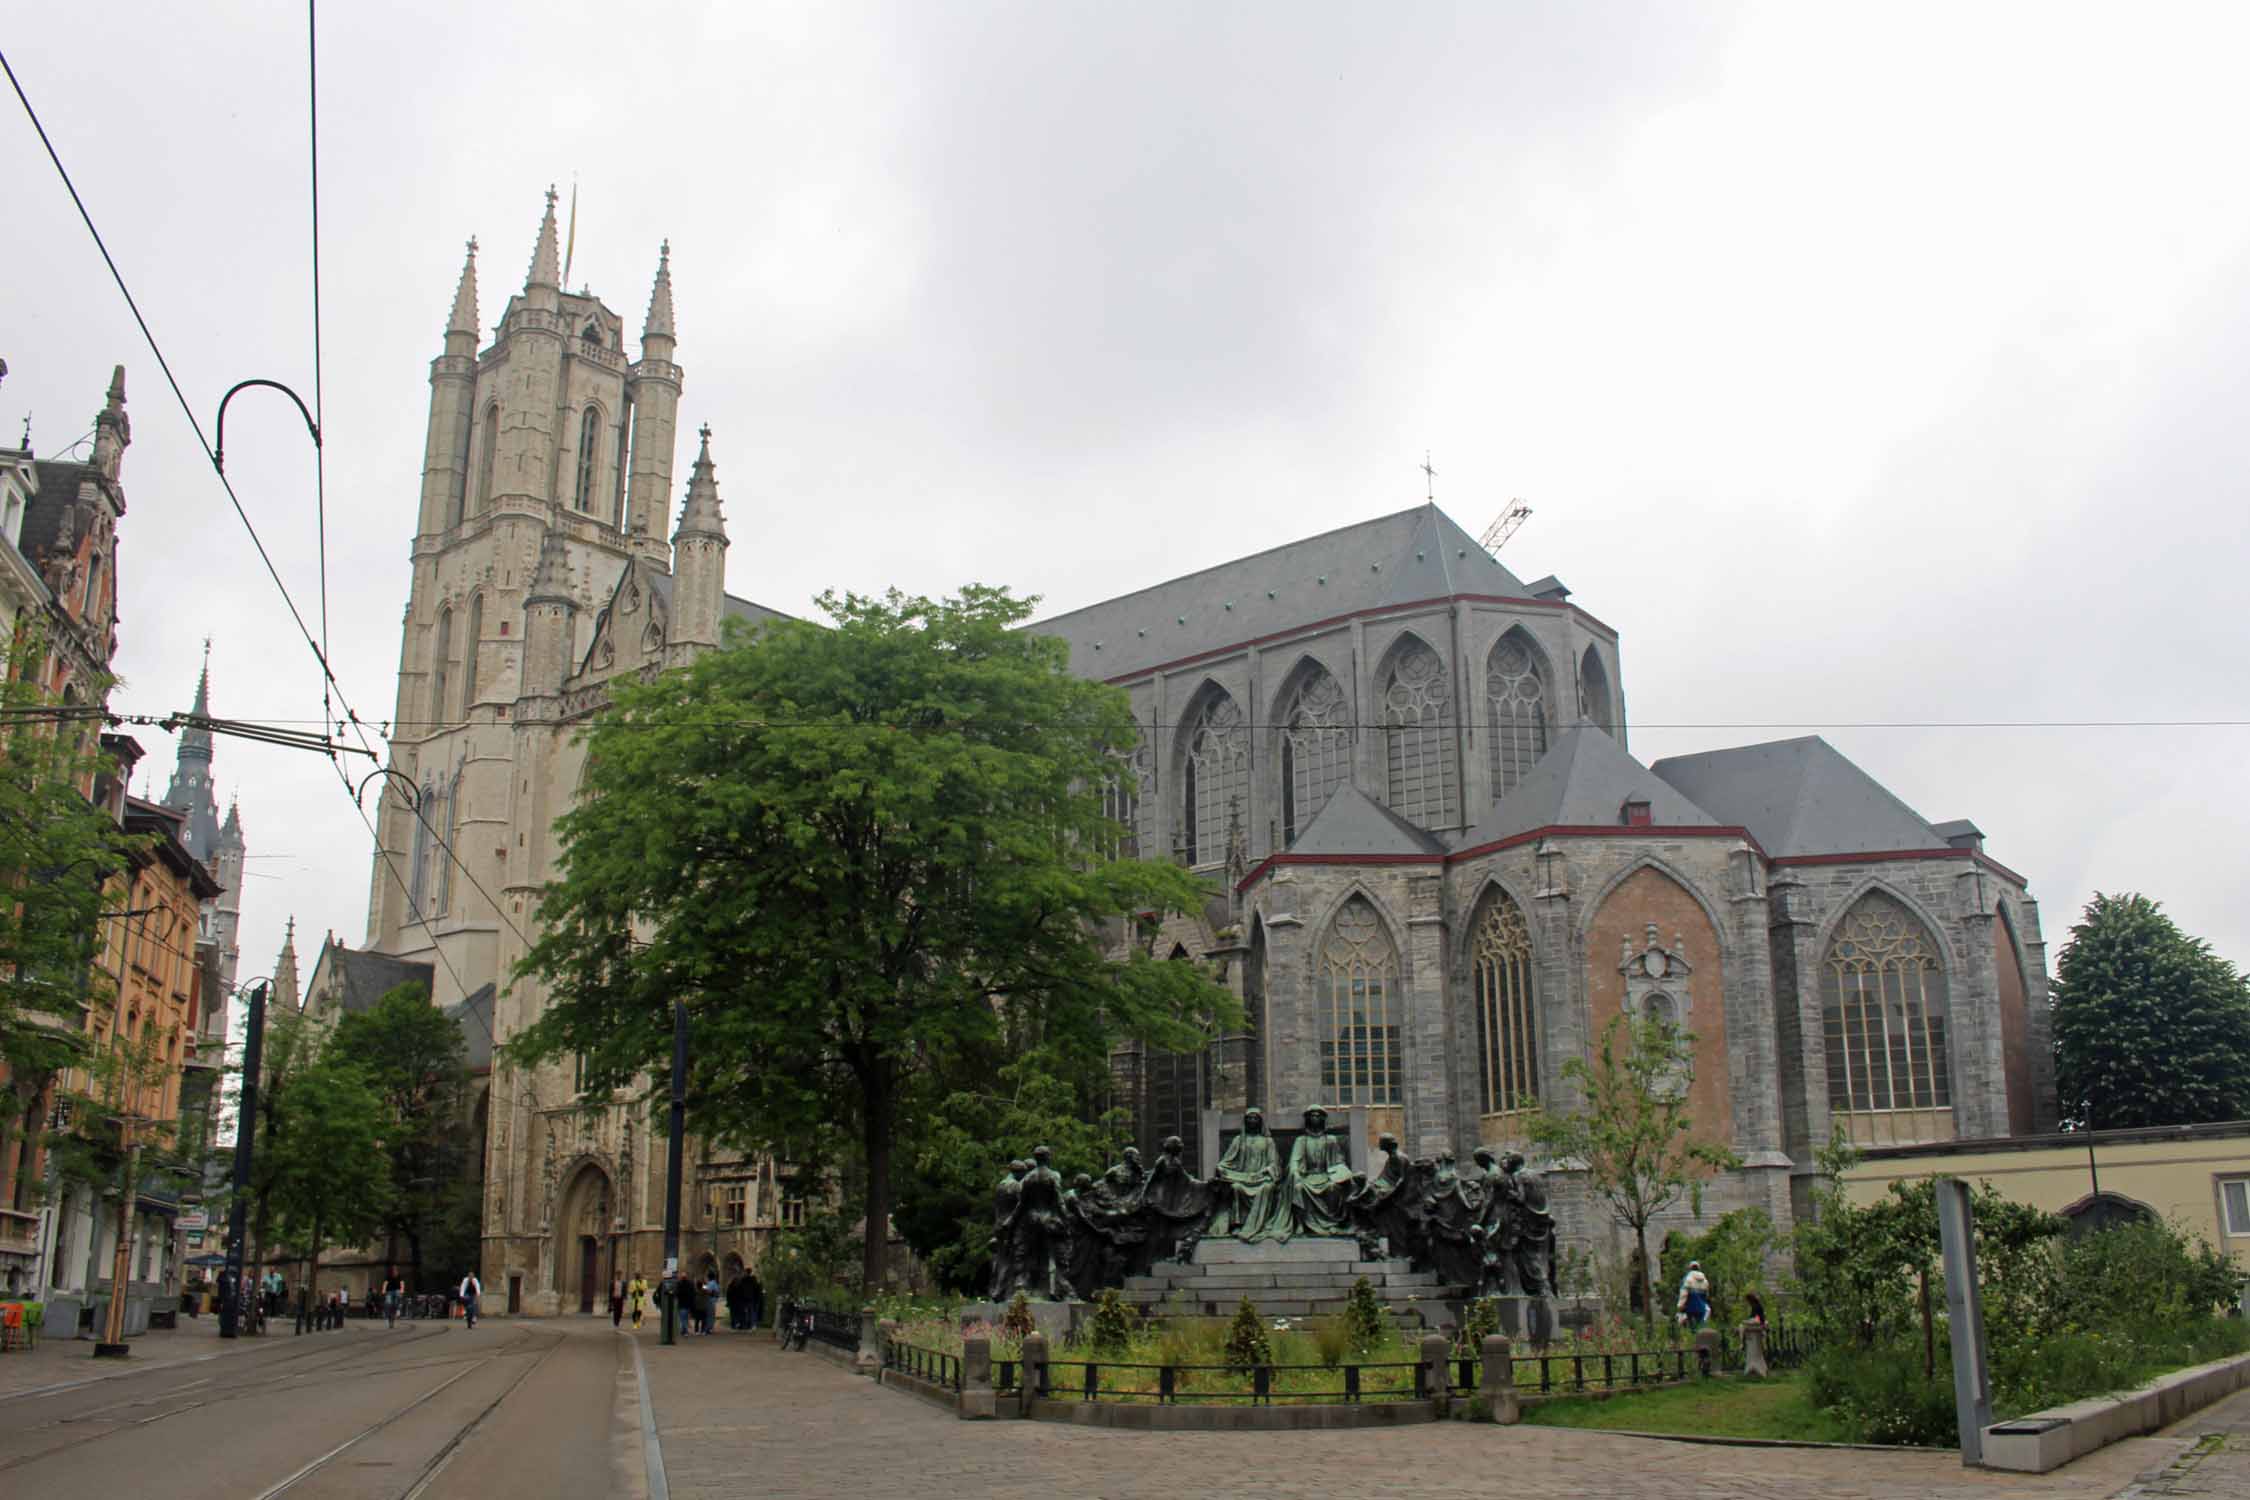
left=305, top=0, right=334, bottom=743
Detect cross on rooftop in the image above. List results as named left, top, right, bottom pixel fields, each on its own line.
left=1420, top=451, right=1438, bottom=501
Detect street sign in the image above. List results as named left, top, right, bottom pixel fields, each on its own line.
left=180, top=1209, right=209, bottom=1232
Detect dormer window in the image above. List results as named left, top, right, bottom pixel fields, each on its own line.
left=1621, top=796, right=1652, bottom=828
left=582, top=321, right=603, bottom=347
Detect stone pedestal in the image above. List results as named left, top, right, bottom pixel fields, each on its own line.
left=1484, top=1294, right=1557, bottom=1345
left=1741, top=1321, right=1768, bottom=1378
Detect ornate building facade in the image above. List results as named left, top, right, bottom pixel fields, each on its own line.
left=371, top=192, right=2056, bottom=1308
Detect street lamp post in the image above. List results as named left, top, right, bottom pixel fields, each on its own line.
left=660, top=999, right=686, bottom=1346
left=219, top=979, right=270, bottom=1339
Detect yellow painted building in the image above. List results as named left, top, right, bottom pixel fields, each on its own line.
left=1843, top=1121, right=2250, bottom=1271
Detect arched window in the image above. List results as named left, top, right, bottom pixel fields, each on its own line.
left=461, top=594, right=483, bottom=709
left=431, top=607, right=454, bottom=725
left=408, top=782, right=434, bottom=918
left=1278, top=663, right=1351, bottom=845
left=574, top=405, right=602, bottom=512
left=1472, top=889, right=1538, bottom=1116
left=1486, top=631, right=1550, bottom=802
left=1579, top=645, right=1615, bottom=735
left=435, top=769, right=460, bottom=915
left=1180, top=689, right=1246, bottom=867
left=613, top=395, right=633, bottom=528
left=1822, top=893, right=1951, bottom=1115
left=1320, top=896, right=1401, bottom=1106
left=1101, top=750, right=1141, bottom=860
left=476, top=403, right=500, bottom=513
left=1382, top=638, right=1458, bottom=827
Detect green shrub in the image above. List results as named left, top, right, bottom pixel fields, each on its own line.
left=1455, top=1296, right=1500, bottom=1354
left=1808, top=1344, right=1957, bottom=1447
left=1305, top=1315, right=1352, bottom=1367
left=999, top=1291, right=1036, bottom=1342
left=1660, top=1208, right=1777, bottom=1328
left=1343, top=1276, right=1388, bottom=1355
left=1224, top=1297, right=1273, bottom=1371
left=2055, top=1217, right=2244, bottom=1330
left=1086, top=1288, right=1136, bottom=1355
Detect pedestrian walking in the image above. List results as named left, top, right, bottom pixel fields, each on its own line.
left=1677, top=1260, right=1712, bottom=1330
left=702, top=1273, right=721, bottom=1336
left=628, top=1272, right=650, bottom=1330
left=610, top=1274, right=626, bottom=1328
left=459, top=1271, right=482, bottom=1329
left=382, top=1269, right=405, bottom=1329
left=726, top=1271, right=749, bottom=1331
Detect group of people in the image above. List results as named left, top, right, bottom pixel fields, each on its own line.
left=606, top=1269, right=763, bottom=1334
left=988, top=1106, right=1558, bottom=1303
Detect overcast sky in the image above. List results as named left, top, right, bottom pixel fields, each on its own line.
left=7, top=1, right=2248, bottom=1007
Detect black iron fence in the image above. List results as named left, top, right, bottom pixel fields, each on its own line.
left=1764, top=1320, right=1814, bottom=1371
left=1037, top=1358, right=1431, bottom=1405
left=777, top=1299, right=862, bottom=1356
left=1506, top=1348, right=1695, bottom=1395
left=883, top=1337, right=962, bottom=1392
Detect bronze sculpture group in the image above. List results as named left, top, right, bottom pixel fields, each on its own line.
left=988, top=1107, right=1557, bottom=1304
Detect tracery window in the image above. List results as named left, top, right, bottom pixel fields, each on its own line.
left=1822, top=894, right=1951, bottom=1114
left=1486, top=633, right=1550, bottom=801
left=1279, top=665, right=1352, bottom=845
left=476, top=403, right=500, bottom=513
left=1101, top=749, right=1142, bottom=860
left=461, top=594, right=483, bottom=709
left=431, top=607, right=454, bottom=725
left=1320, top=897, right=1401, bottom=1106
left=1472, top=890, right=1538, bottom=1115
left=1180, top=691, right=1246, bottom=867
left=1382, top=639, right=1459, bottom=827
left=574, top=405, right=602, bottom=512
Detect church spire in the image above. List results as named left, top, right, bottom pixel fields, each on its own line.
left=273, top=916, right=301, bottom=1013
left=90, top=364, right=130, bottom=482
left=525, top=186, right=561, bottom=293
left=179, top=638, right=213, bottom=765
left=672, top=424, right=726, bottom=543
left=446, top=236, right=480, bottom=343
left=642, top=240, right=675, bottom=345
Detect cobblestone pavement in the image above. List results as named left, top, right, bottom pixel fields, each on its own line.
left=2120, top=1383, right=2250, bottom=1497
left=0, top=1305, right=281, bottom=1398
left=632, top=1328, right=2188, bottom=1500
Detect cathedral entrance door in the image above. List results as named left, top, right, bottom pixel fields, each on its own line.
left=578, top=1238, right=598, bottom=1313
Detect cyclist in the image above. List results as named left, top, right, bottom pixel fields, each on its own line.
left=382, top=1268, right=406, bottom=1329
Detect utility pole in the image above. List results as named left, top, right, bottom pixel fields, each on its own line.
left=219, top=979, right=269, bottom=1339
left=94, top=1118, right=143, bottom=1358
left=660, top=999, right=686, bottom=1346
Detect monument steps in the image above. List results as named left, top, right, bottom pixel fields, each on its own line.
left=1120, top=1250, right=1469, bottom=1331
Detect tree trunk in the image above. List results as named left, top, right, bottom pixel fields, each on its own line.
left=1636, top=1222, right=1655, bottom=1334
left=306, top=1216, right=323, bottom=1332
left=859, top=1073, right=892, bottom=1297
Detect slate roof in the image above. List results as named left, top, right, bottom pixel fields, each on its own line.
left=315, top=943, right=436, bottom=1017
left=1027, top=503, right=1530, bottom=680
left=22, top=460, right=92, bottom=566
left=1649, top=735, right=1947, bottom=858
left=1454, top=726, right=1720, bottom=849
left=1289, top=782, right=1447, bottom=858
left=445, top=983, right=495, bottom=1072
left=640, top=568, right=794, bottom=630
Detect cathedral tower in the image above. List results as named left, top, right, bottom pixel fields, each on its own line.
left=163, top=647, right=243, bottom=998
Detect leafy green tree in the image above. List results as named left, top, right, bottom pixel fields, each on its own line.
left=263, top=1057, right=392, bottom=1305
left=1526, top=1013, right=1740, bottom=1330
left=325, top=982, right=478, bottom=1289
left=511, top=586, right=1234, bottom=1292
left=1658, top=1207, right=1777, bottom=1329
left=2053, top=892, right=2250, bottom=1129
left=892, top=1048, right=1128, bottom=1294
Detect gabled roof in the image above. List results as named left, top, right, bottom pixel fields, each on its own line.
left=445, top=983, right=495, bottom=1073
left=1650, top=735, right=1947, bottom=858
left=311, top=941, right=435, bottom=1018
left=1290, top=782, right=1447, bottom=858
left=1027, top=503, right=1530, bottom=679
left=1455, top=726, right=1720, bottom=849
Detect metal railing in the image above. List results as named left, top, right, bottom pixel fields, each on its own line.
left=777, top=1299, right=862, bottom=1355
left=1509, top=1348, right=1694, bottom=1394
left=1037, top=1358, right=1430, bottom=1405
left=1764, top=1320, right=1814, bottom=1370
left=882, top=1337, right=962, bottom=1391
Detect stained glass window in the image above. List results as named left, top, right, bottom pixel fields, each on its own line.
left=1181, top=691, right=1246, bottom=867
left=1320, top=897, right=1401, bottom=1106
left=1486, top=633, right=1549, bottom=801
left=1472, top=890, right=1538, bottom=1115
left=1383, top=640, right=1458, bottom=827
left=1823, top=894, right=1952, bottom=1113
left=1279, top=666, right=1352, bottom=844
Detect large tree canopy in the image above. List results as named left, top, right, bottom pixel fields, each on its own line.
left=511, top=586, right=1235, bottom=1291
left=2053, top=891, right=2250, bottom=1129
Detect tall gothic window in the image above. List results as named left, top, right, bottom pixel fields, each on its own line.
left=574, top=405, right=602, bottom=512
left=1320, top=896, right=1401, bottom=1106
left=461, top=594, right=483, bottom=709
left=1101, top=749, right=1143, bottom=860
left=1486, top=632, right=1550, bottom=802
left=1579, top=645, right=1615, bottom=735
left=431, top=772, right=458, bottom=915
left=1472, top=889, right=1538, bottom=1116
left=408, top=781, right=434, bottom=919
left=1278, top=664, right=1351, bottom=845
left=476, top=403, right=500, bottom=513
left=613, top=395, right=634, bottom=528
left=1180, top=690, right=1246, bottom=867
left=1382, top=638, right=1459, bottom=828
left=1822, top=893, right=1952, bottom=1114
left=431, top=607, right=454, bottom=725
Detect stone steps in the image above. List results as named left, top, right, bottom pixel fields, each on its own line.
left=1190, top=1238, right=1366, bottom=1265
left=1121, top=1270, right=1440, bottom=1294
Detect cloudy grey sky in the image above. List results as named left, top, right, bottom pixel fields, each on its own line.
left=7, top=1, right=2248, bottom=1001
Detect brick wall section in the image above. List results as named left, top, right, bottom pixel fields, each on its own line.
left=1582, top=866, right=1733, bottom=1150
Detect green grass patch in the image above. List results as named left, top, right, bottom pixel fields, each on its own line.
left=1524, top=1373, right=1857, bottom=1444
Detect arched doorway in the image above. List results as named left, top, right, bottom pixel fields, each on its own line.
left=555, top=1163, right=613, bottom=1315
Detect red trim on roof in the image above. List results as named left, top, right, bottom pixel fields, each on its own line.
left=1103, top=593, right=1618, bottom=687
left=1233, top=824, right=1759, bottom=893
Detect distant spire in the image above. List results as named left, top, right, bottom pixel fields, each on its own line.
left=91, top=363, right=130, bottom=480
left=218, top=792, right=244, bottom=847
left=273, top=917, right=301, bottom=1013
left=642, top=239, right=675, bottom=343
left=179, top=641, right=214, bottom=765
left=526, top=185, right=561, bottom=290
left=526, top=523, right=574, bottom=606
left=447, top=237, right=480, bottom=338
left=673, top=423, right=726, bottom=542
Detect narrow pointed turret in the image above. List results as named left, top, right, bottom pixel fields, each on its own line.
left=273, top=917, right=300, bottom=1013
left=446, top=237, right=480, bottom=346
left=525, top=186, right=561, bottom=295
left=673, top=424, right=726, bottom=543
left=527, top=524, right=572, bottom=605
left=178, top=641, right=213, bottom=767
left=91, top=364, right=129, bottom=481
left=670, top=425, right=731, bottom=651
left=524, top=525, right=578, bottom=694
left=642, top=240, right=675, bottom=346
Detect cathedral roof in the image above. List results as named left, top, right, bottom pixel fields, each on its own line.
left=445, top=983, right=495, bottom=1073
left=1289, top=782, right=1447, bottom=858
left=1027, top=503, right=1531, bottom=680
left=1650, top=735, right=1948, bottom=858
left=1455, top=726, right=1720, bottom=849
left=311, top=940, right=435, bottom=1018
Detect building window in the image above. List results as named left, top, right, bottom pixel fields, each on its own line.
left=574, top=406, right=601, bottom=512
left=1101, top=755, right=1140, bottom=860
left=476, top=403, right=500, bottom=513
left=2222, top=1178, right=2250, bottom=1237
left=1486, top=632, right=1549, bottom=802
left=1278, top=665, right=1351, bottom=845
left=1579, top=645, right=1615, bottom=735
left=779, top=1190, right=807, bottom=1228
left=613, top=396, right=633, bottom=528
left=1319, top=896, right=1401, bottom=1106
left=1180, top=690, right=1246, bottom=868
left=1822, top=893, right=1952, bottom=1115
left=1382, top=639, right=1458, bottom=828
left=462, top=594, right=483, bottom=709
left=432, top=607, right=454, bottom=725
left=1472, top=889, right=1538, bottom=1115
left=409, top=784, right=434, bottom=919
left=719, top=1181, right=748, bottom=1227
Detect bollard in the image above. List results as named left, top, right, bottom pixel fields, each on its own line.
left=1420, top=1332, right=1452, bottom=1417
left=961, top=1335, right=996, bottom=1420
left=1740, top=1322, right=1769, bottom=1378
left=855, top=1304, right=882, bottom=1374
left=1020, top=1331, right=1049, bottom=1418
left=1694, top=1327, right=1722, bottom=1378
left=1480, top=1334, right=1519, bottom=1424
